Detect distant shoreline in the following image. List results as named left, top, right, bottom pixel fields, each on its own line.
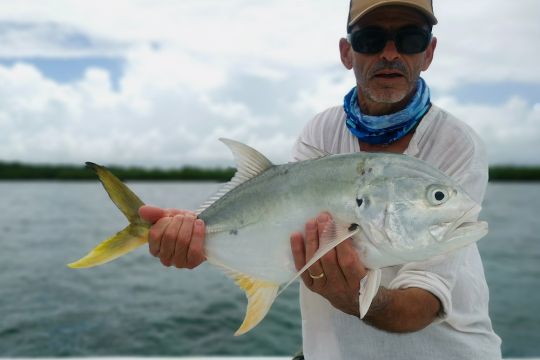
left=1, top=161, right=539, bottom=182
left=0, top=161, right=234, bottom=182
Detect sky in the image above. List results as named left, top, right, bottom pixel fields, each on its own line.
left=0, top=0, right=539, bottom=167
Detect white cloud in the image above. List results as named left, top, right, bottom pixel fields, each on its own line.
left=0, top=49, right=304, bottom=166
left=426, top=0, right=540, bottom=91
left=0, top=0, right=538, bottom=166
left=434, top=96, right=540, bottom=165
left=0, top=0, right=347, bottom=65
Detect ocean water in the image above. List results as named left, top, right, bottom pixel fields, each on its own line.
left=0, top=181, right=538, bottom=357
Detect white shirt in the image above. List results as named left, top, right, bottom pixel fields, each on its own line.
left=292, top=105, right=502, bottom=360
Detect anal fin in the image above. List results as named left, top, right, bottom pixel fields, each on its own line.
left=232, top=273, right=279, bottom=336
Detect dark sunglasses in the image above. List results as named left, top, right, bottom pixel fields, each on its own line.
left=348, top=26, right=432, bottom=55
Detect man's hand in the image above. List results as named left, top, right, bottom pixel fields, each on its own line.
left=290, top=212, right=367, bottom=317
left=290, top=212, right=441, bottom=332
left=139, top=205, right=206, bottom=269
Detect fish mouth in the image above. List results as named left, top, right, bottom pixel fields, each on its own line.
left=443, top=204, right=488, bottom=245
left=429, top=203, right=487, bottom=244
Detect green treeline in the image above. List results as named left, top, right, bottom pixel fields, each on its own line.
left=0, top=161, right=235, bottom=182
left=488, top=166, right=540, bottom=182
left=1, top=161, right=540, bottom=182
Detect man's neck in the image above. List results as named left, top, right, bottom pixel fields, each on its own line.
left=358, top=131, right=414, bottom=154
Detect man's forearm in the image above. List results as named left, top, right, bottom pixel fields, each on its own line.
left=362, top=287, right=441, bottom=333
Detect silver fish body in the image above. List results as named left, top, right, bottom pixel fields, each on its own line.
left=202, top=146, right=485, bottom=282
left=68, top=139, right=488, bottom=335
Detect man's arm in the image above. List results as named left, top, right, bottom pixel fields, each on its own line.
left=290, top=212, right=440, bottom=333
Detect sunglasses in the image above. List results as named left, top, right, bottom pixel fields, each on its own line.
left=348, top=26, right=432, bottom=55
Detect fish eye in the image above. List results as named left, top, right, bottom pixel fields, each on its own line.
left=427, top=186, right=450, bottom=206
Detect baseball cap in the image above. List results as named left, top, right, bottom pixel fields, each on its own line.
left=348, top=0, right=438, bottom=31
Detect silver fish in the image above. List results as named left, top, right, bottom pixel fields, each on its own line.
left=68, top=138, right=488, bottom=335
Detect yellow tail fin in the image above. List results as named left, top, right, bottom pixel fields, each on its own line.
left=68, top=162, right=150, bottom=269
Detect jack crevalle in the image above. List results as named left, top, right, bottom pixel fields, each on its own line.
left=68, top=138, right=488, bottom=335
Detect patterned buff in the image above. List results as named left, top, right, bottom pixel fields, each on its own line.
left=344, top=78, right=431, bottom=145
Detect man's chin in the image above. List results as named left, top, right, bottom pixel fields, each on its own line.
left=367, top=90, right=408, bottom=104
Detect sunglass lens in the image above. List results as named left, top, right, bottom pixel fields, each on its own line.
left=351, top=28, right=387, bottom=54
left=350, top=27, right=431, bottom=55
left=396, top=28, right=430, bottom=54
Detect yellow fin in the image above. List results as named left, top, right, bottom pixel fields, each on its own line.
left=68, top=163, right=150, bottom=269
left=232, top=273, right=279, bottom=336
left=68, top=224, right=148, bottom=268
left=85, top=162, right=146, bottom=225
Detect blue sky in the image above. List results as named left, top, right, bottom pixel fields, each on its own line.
left=0, top=0, right=539, bottom=166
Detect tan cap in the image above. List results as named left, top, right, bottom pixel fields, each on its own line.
left=348, top=0, right=438, bottom=30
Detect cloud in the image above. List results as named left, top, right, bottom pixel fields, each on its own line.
left=0, top=48, right=306, bottom=167
left=426, top=0, right=540, bottom=91
left=434, top=96, right=540, bottom=165
left=0, top=21, right=129, bottom=58
left=0, top=0, right=538, bottom=166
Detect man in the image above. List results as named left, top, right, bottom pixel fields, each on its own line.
left=139, top=1, right=502, bottom=358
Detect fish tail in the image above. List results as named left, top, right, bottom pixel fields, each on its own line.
left=67, top=162, right=150, bottom=269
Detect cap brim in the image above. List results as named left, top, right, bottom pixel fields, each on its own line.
left=348, top=1, right=438, bottom=28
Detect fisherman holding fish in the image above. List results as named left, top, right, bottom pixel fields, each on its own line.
left=138, top=0, right=501, bottom=358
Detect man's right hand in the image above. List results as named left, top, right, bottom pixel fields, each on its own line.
left=139, top=205, right=206, bottom=269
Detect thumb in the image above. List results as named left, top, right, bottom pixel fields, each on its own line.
left=138, top=205, right=166, bottom=224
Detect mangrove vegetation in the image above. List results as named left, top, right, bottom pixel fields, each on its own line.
left=1, top=161, right=539, bottom=182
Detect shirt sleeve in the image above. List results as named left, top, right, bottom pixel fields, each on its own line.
left=388, top=249, right=466, bottom=321
left=291, top=113, right=325, bottom=162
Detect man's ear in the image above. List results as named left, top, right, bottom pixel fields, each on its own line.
left=421, top=36, right=437, bottom=71
left=339, top=38, right=353, bottom=70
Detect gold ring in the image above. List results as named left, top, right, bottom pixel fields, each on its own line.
left=308, top=271, right=325, bottom=279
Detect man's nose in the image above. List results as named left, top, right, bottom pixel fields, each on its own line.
left=380, top=40, right=400, bottom=61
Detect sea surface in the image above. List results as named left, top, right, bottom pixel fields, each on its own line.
left=0, top=181, right=538, bottom=357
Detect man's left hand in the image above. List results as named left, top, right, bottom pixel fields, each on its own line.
left=290, top=212, right=367, bottom=317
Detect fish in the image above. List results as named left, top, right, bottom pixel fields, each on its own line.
left=68, top=138, right=488, bottom=335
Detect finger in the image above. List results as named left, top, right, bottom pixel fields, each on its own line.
left=317, top=212, right=337, bottom=271
left=336, top=239, right=366, bottom=289
left=304, top=218, right=326, bottom=287
left=159, top=215, right=184, bottom=266
left=164, top=208, right=197, bottom=217
left=139, top=205, right=196, bottom=224
left=148, top=217, right=172, bottom=256
left=139, top=205, right=167, bottom=224
left=186, top=219, right=206, bottom=268
left=316, top=212, right=333, bottom=245
left=290, top=232, right=311, bottom=286
left=290, top=232, right=306, bottom=271
left=171, top=214, right=196, bottom=268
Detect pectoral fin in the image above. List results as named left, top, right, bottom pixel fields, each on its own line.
left=278, top=221, right=360, bottom=295
left=231, top=272, right=279, bottom=336
left=359, top=269, right=381, bottom=318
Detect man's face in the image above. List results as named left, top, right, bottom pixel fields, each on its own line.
left=341, top=6, right=436, bottom=112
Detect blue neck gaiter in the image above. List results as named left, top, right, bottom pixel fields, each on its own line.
left=343, top=78, right=431, bottom=145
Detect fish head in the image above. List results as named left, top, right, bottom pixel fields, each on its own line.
left=353, top=163, right=488, bottom=262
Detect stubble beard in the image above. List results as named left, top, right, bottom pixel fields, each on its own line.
left=364, top=85, right=408, bottom=104
left=359, top=60, right=414, bottom=105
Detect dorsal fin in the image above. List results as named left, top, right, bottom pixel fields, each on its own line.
left=196, top=138, right=274, bottom=214
left=297, top=141, right=332, bottom=159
